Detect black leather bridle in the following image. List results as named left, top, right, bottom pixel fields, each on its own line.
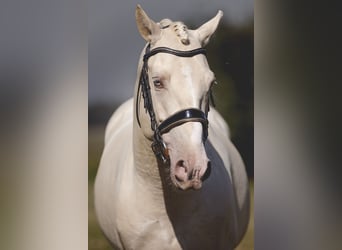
left=136, top=44, right=210, bottom=163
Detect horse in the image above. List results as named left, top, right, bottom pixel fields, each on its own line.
left=94, top=5, right=250, bottom=250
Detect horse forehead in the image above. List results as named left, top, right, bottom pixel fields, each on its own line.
left=156, top=21, right=201, bottom=49
left=151, top=57, right=211, bottom=88
left=176, top=58, right=213, bottom=80
left=166, top=64, right=211, bottom=104
left=150, top=20, right=212, bottom=85
left=179, top=63, right=203, bottom=83
left=151, top=56, right=212, bottom=91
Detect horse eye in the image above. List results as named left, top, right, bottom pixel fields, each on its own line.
left=153, top=79, right=163, bottom=88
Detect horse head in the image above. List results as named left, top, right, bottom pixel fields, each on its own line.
left=135, top=5, right=223, bottom=190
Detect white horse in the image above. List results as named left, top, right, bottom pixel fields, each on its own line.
left=95, top=5, right=250, bottom=250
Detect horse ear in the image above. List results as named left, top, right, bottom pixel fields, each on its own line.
left=135, top=5, right=161, bottom=43
left=196, top=10, right=223, bottom=47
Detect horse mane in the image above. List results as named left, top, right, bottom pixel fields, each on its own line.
left=159, top=19, right=190, bottom=45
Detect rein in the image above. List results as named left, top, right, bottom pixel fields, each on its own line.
left=136, top=44, right=209, bottom=163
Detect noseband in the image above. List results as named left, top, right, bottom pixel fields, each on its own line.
left=136, top=44, right=209, bottom=163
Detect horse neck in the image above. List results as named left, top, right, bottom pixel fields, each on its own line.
left=133, top=123, right=160, bottom=180
left=132, top=51, right=165, bottom=196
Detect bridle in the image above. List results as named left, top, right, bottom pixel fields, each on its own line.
left=136, top=44, right=210, bottom=163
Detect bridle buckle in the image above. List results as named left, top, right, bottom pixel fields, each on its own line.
left=151, top=133, right=169, bottom=164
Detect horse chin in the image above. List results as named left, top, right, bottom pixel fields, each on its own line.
left=169, top=173, right=203, bottom=191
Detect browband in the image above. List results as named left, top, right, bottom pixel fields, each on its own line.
left=143, top=47, right=206, bottom=62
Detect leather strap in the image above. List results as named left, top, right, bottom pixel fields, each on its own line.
left=158, top=108, right=208, bottom=139
left=144, top=47, right=206, bottom=62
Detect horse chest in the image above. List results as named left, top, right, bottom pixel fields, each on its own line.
left=163, top=176, right=236, bottom=249
left=119, top=180, right=236, bottom=250
left=113, top=158, right=235, bottom=249
left=158, top=141, right=238, bottom=249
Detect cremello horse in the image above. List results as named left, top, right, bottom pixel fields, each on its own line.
left=95, top=5, right=250, bottom=250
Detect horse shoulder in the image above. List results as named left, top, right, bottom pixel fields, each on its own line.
left=207, top=107, right=232, bottom=178
left=208, top=107, right=250, bottom=245
left=104, top=98, right=134, bottom=144
left=96, top=98, right=182, bottom=248
left=94, top=98, right=135, bottom=248
left=225, top=138, right=250, bottom=245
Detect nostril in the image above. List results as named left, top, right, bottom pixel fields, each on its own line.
left=175, top=175, right=183, bottom=182
left=201, top=161, right=211, bottom=181
left=176, top=160, right=187, bottom=172
left=175, top=160, right=188, bottom=182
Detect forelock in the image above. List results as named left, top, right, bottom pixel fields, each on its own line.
left=158, top=19, right=191, bottom=46
left=172, top=22, right=190, bottom=45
